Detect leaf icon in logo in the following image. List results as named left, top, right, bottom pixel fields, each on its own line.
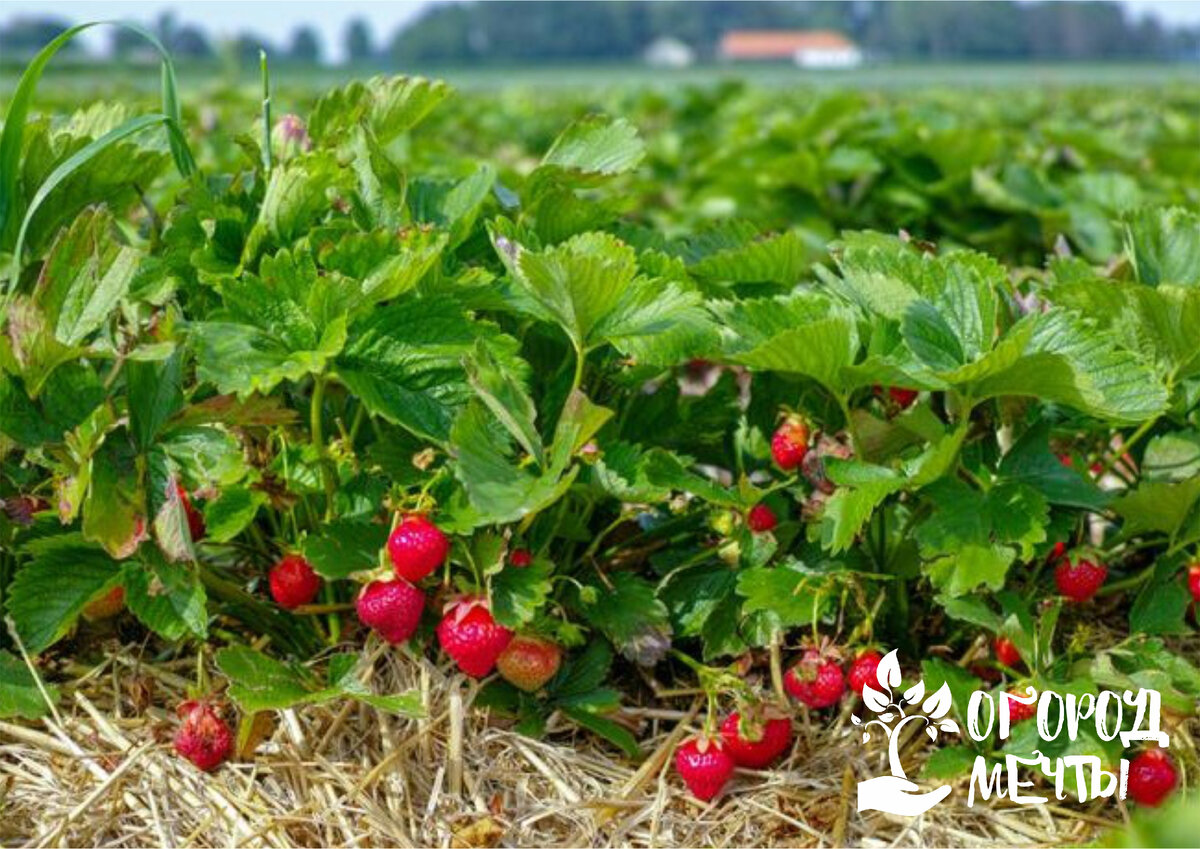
left=862, top=683, right=890, bottom=712
left=922, top=681, right=954, bottom=720
left=903, top=680, right=925, bottom=705
left=877, top=649, right=902, bottom=690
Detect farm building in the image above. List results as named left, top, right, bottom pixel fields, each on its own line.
left=643, top=36, right=695, bottom=68
left=718, top=30, right=863, bottom=68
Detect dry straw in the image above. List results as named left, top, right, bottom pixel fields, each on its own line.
left=2, top=633, right=1194, bottom=848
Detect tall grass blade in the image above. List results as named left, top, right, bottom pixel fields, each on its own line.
left=5, top=113, right=188, bottom=301
left=0, top=21, right=197, bottom=250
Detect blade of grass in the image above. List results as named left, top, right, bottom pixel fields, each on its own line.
left=5, top=113, right=189, bottom=303
left=260, top=50, right=273, bottom=173
left=0, top=20, right=196, bottom=248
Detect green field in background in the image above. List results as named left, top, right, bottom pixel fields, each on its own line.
left=3, top=60, right=1196, bottom=102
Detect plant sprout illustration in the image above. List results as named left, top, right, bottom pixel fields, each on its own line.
left=853, top=650, right=958, bottom=816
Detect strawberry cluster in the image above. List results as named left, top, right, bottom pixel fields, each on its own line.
left=674, top=645, right=884, bottom=801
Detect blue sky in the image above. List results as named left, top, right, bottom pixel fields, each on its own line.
left=3, top=1, right=435, bottom=61
left=4, top=1, right=1200, bottom=62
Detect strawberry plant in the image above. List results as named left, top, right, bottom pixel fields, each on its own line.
left=0, top=26, right=1198, bottom=819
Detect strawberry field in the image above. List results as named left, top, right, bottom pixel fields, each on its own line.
left=3, top=26, right=1200, bottom=848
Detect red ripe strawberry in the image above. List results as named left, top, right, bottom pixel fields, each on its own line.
left=509, top=548, right=533, bottom=568
left=388, top=514, right=449, bottom=582
left=82, top=586, right=125, bottom=621
left=1048, top=541, right=1067, bottom=563
left=675, top=736, right=735, bottom=801
left=356, top=579, right=425, bottom=644
left=1127, top=749, right=1178, bottom=807
left=888, top=387, right=918, bottom=409
left=1055, top=555, right=1107, bottom=602
left=436, top=597, right=513, bottom=678
left=993, top=637, right=1022, bottom=668
left=848, top=650, right=883, bottom=697
left=496, top=634, right=562, bottom=692
left=1057, top=453, right=1073, bottom=468
left=1187, top=563, right=1200, bottom=603
left=176, top=482, right=205, bottom=542
left=719, top=711, right=793, bottom=769
left=174, top=701, right=233, bottom=772
left=746, top=503, right=778, bottom=534
left=785, top=649, right=846, bottom=709
left=1004, top=689, right=1036, bottom=724
left=268, top=554, right=321, bottom=610
left=770, top=416, right=809, bottom=471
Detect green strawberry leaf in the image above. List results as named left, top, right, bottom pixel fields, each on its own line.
left=202, top=487, right=268, bottom=544
left=465, top=339, right=543, bottom=466
left=997, top=421, right=1109, bottom=510
left=309, top=75, right=452, bottom=147
left=123, top=551, right=207, bottom=641
left=560, top=705, right=640, bottom=759
left=336, top=297, right=523, bottom=444
left=688, top=230, right=815, bottom=288
left=451, top=401, right=578, bottom=526
left=1124, top=207, right=1200, bottom=287
left=6, top=534, right=122, bottom=652
left=302, top=519, right=389, bottom=579
left=491, top=560, right=553, bottom=629
left=216, top=646, right=422, bottom=716
left=920, top=745, right=978, bottom=780
left=0, top=650, right=58, bottom=719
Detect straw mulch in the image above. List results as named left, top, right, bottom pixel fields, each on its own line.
left=2, top=635, right=1164, bottom=849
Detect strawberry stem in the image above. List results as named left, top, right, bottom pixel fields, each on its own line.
left=310, top=376, right=337, bottom=522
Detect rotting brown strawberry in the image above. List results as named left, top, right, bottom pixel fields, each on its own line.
left=2, top=495, right=49, bottom=526
left=436, top=596, right=513, bottom=678
left=770, top=415, right=810, bottom=471
left=847, top=650, right=883, bottom=697
left=388, top=513, right=449, bottom=582
left=675, top=735, right=735, bottom=801
left=784, top=649, right=846, bottom=709
left=268, top=554, right=321, bottom=610
left=355, top=579, right=425, bottom=645
left=1127, top=749, right=1178, bottom=807
left=496, top=634, right=562, bottom=692
left=746, top=503, right=778, bottom=534
left=719, top=710, right=793, bottom=769
left=174, top=700, right=233, bottom=772
left=801, top=434, right=852, bottom=495
left=82, top=586, right=125, bottom=621
left=993, top=637, right=1022, bottom=669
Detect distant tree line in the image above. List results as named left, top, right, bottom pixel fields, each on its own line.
left=0, top=12, right=333, bottom=66
left=385, top=1, right=1198, bottom=64
left=2, top=2, right=1197, bottom=67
